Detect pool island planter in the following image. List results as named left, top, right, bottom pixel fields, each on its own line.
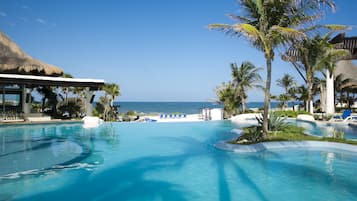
left=215, top=140, right=357, bottom=153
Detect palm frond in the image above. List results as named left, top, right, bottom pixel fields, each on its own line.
left=232, top=23, right=262, bottom=43
left=226, top=14, right=252, bottom=23
left=271, top=26, right=305, bottom=41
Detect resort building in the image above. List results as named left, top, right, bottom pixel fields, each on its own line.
left=0, top=32, right=104, bottom=121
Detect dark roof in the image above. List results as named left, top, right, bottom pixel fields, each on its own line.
left=0, top=74, right=105, bottom=90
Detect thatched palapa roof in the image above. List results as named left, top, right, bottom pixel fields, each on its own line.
left=0, top=32, right=63, bottom=77
left=335, top=60, right=357, bottom=89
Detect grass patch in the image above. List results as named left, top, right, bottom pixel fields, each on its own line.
left=231, top=125, right=357, bottom=146
left=272, top=110, right=310, bottom=118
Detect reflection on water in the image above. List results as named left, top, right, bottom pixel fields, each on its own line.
left=0, top=123, right=119, bottom=180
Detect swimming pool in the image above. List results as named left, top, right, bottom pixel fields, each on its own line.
left=289, top=120, right=357, bottom=139
left=1, top=121, right=357, bottom=201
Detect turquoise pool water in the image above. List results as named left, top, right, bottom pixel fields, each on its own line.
left=1, top=121, right=357, bottom=201
left=289, top=120, right=357, bottom=139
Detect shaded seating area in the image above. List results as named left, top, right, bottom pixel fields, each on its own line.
left=0, top=31, right=105, bottom=123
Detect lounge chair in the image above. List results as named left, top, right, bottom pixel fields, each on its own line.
left=332, top=109, right=356, bottom=122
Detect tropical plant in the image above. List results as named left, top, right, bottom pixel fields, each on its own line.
left=231, top=62, right=262, bottom=113
left=209, top=0, right=335, bottom=137
left=215, top=81, right=240, bottom=118
left=61, top=73, right=74, bottom=104
left=103, top=83, right=121, bottom=107
left=277, top=94, right=290, bottom=109
left=283, top=32, right=348, bottom=113
left=100, top=83, right=121, bottom=121
left=237, top=126, right=263, bottom=143
left=57, top=101, right=81, bottom=118
left=277, top=74, right=296, bottom=109
left=256, top=112, right=289, bottom=132
left=36, top=86, right=59, bottom=115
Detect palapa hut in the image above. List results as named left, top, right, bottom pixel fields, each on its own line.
left=0, top=32, right=63, bottom=77
left=0, top=32, right=105, bottom=120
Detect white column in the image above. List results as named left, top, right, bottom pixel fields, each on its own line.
left=84, top=87, right=94, bottom=116
left=326, top=69, right=335, bottom=115
left=320, top=84, right=326, bottom=112
left=309, top=100, right=314, bottom=114
left=21, top=86, right=32, bottom=115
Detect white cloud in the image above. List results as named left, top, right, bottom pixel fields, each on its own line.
left=0, top=12, right=7, bottom=17
left=36, top=18, right=47, bottom=25
left=22, top=5, right=30, bottom=9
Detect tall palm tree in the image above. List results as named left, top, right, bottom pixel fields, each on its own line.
left=209, top=0, right=332, bottom=137
left=283, top=33, right=349, bottom=114
left=277, top=73, right=296, bottom=109
left=103, top=83, right=121, bottom=107
left=102, top=83, right=121, bottom=120
left=231, top=62, right=262, bottom=113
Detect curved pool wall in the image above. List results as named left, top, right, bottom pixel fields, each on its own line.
left=232, top=117, right=357, bottom=140
left=288, top=120, right=357, bottom=139
left=215, top=140, right=357, bottom=153
left=1, top=121, right=357, bottom=201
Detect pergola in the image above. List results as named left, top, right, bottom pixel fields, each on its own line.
left=330, top=33, right=357, bottom=60
left=0, top=32, right=105, bottom=119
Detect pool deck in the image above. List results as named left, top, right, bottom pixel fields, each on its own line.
left=215, top=140, right=357, bottom=153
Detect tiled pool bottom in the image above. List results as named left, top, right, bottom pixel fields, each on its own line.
left=1, top=121, right=357, bottom=201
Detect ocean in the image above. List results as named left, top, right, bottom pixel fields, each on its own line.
left=112, top=101, right=283, bottom=114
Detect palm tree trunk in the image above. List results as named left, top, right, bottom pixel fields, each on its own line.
left=241, top=94, right=246, bottom=113
left=262, top=57, right=272, bottom=139
left=307, top=71, right=314, bottom=114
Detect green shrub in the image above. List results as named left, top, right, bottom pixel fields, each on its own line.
left=333, top=129, right=345, bottom=139
left=272, top=110, right=310, bottom=118
left=126, top=110, right=137, bottom=116
left=256, top=112, right=289, bottom=131
left=237, top=126, right=263, bottom=143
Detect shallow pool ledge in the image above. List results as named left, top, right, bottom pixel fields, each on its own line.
left=215, top=140, right=357, bottom=153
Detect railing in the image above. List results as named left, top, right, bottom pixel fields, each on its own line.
left=0, top=108, right=24, bottom=120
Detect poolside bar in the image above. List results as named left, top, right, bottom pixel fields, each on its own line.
left=0, top=31, right=105, bottom=120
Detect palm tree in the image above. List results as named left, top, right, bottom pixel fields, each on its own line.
left=215, top=82, right=240, bottom=118
left=315, top=36, right=350, bottom=114
left=231, top=62, right=262, bottom=113
left=277, top=73, right=296, bottom=109
left=283, top=33, right=349, bottom=114
left=103, top=83, right=120, bottom=106
left=209, top=0, right=332, bottom=137
left=102, top=83, right=121, bottom=120
left=61, top=73, right=74, bottom=105
left=36, top=86, right=58, bottom=115
left=334, top=74, right=354, bottom=108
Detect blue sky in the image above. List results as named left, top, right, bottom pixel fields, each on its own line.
left=0, top=0, right=356, bottom=102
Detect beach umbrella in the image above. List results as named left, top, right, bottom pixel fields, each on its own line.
left=0, top=32, right=63, bottom=77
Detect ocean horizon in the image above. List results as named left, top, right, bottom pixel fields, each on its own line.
left=110, top=101, right=287, bottom=114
